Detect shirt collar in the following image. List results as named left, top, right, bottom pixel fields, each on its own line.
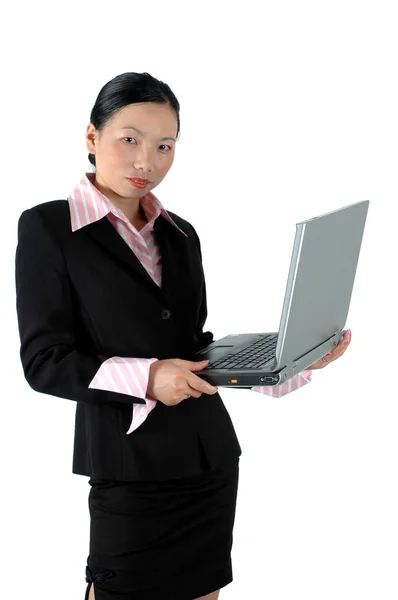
left=67, top=172, right=188, bottom=237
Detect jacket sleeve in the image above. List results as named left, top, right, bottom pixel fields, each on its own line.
left=15, top=207, right=145, bottom=406
left=190, top=224, right=214, bottom=353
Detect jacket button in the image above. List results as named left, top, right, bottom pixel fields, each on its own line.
left=161, top=308, right=171, bottom=320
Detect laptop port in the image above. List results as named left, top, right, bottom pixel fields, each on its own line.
left=260, top=376, right=277, bottom=384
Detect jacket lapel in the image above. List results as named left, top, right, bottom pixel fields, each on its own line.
left=86, top=214, right=188, bottom=306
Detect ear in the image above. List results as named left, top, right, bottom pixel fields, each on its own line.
left=86, top=123, right=97, bottom=153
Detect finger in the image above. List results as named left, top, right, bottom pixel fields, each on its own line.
left=341, top=329, right=352, bottom=345
left=321, top=345, right=345, bottom=365
left=338, top=334, right=352, bottom=351
left=328, top=341, right=350, bottom=362
left=184, top=384, right=201, bottom=398
left=188, top=372, right=218, bottom=395
left=321, top=330, right=352, bottom=359
left=339, top=338, right=351, bottom=350
left=183, top=381, right=214, bottom=399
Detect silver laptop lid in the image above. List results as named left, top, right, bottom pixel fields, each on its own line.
left=274, top=200, right=369, bottom=369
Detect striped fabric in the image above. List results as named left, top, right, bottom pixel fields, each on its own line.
left=67, top=172, right=312, bottom=434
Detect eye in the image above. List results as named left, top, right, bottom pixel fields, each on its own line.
left=123, top=138, right=172, bottom=151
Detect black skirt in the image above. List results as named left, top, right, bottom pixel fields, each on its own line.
left=84, top=457, right=240, bottom=600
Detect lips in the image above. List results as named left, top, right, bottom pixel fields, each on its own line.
left=127, top=178, right=151, bottom=190
left=128, top=178, right=151, bottom=184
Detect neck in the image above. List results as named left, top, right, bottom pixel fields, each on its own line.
left=92, top=175, right=147, bottom=225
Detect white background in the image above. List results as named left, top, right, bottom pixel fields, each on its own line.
left=2, top=1, right=397, bottom=598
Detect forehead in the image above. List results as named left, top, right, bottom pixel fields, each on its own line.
left=110, top=102, right=177, bottom=132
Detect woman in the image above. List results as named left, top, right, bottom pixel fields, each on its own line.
left=15, top=72, right=351, bottom=600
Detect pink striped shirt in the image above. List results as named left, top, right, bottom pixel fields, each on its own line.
left=67, top=173, right=312, bottom=434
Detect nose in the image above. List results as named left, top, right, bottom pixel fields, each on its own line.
left=133, top=147, right=155, bottom=175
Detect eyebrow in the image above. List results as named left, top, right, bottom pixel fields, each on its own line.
left=121, top=125, right=176, bottom=142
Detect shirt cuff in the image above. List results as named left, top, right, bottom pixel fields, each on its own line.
left=88, top=356, right=159, bottom=434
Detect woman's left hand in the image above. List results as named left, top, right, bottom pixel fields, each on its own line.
left=308, top=329, right=352, bottom=369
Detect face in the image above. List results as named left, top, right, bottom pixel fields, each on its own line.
left=86, top=102, right=178, bottom=206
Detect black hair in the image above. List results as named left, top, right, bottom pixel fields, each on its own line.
left=88, top=72, right=180, bottom=167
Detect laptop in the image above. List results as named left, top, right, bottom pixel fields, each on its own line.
left=195, top=200, right=369, bottom=388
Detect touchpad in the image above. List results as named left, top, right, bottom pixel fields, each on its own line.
left=208, top=345, right=235, bottom=358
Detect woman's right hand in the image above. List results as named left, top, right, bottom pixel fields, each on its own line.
left=147, top=359, right=218, bottom=406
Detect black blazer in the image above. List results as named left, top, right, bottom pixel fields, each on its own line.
left=15, top=200, right=242, bottom=481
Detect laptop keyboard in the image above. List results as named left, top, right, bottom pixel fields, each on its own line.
left=207, top=334, right=278, bottom=369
